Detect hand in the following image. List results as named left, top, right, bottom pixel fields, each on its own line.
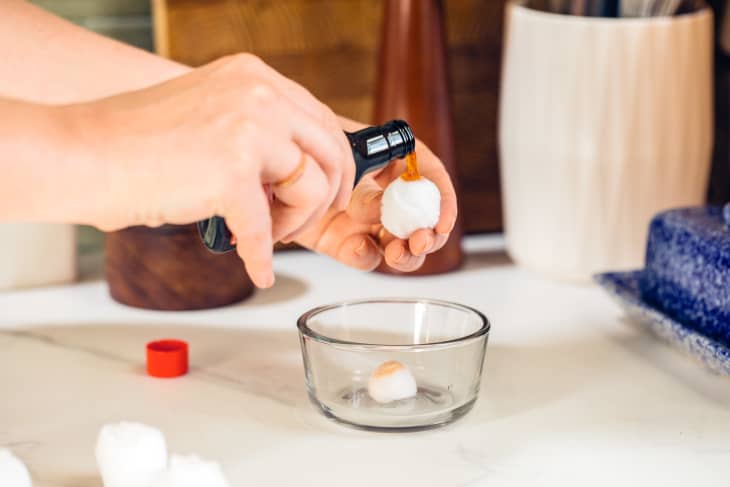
left=295, top=135, right=458, bottom=273
left=64, top=54, right=354, bottom=288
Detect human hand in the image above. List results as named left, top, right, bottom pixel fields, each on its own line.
left=295, top=136, right=458, bottom=272
left=65, top=54, right=354, bottom=288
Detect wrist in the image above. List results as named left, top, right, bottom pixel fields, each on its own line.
left=53, top=102, right=122, bottom=230
left=0, top=98, right=111, bottom=226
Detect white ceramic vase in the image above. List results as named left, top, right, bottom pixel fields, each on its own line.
left=499, top=3, right=714, bottom=282
left=0, top=223, right=77, bottom=290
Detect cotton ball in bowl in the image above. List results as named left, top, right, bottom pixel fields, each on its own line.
left=161, top=454, right=229, bottom=487
left=96, top=422, right=168, bottom=487
left=381, top=177, right=441, bottom=239
left=0, top=449, right=32, bottom=487
left=367, top=360, right=418, bottom=404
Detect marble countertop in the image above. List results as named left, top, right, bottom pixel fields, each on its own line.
left=1, top=235, right=728, bottom=487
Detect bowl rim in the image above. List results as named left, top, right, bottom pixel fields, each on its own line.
left=297, top=297, right=490, bottom=350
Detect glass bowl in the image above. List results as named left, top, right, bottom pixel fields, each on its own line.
left=297, top=298, right=490, bottom=431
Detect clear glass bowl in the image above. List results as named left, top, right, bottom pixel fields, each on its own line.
left=297, top=298, right=490, bottom=431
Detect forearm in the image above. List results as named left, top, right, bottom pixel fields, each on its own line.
left=2, top=2, right=364, bottom=131
left=0, top=0, right=188, bottom=103
left=0, top=98, right=104, bottom=224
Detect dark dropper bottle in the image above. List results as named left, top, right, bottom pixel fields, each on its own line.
left=198, top=119, right=415, bottom=253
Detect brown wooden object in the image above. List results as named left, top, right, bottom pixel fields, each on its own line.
left=374, top=0, right=463, bottom=274
left=106, top=224, right=253, bottom=310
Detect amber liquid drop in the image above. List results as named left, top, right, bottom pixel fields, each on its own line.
left=400, top=152, right=421, bottom=181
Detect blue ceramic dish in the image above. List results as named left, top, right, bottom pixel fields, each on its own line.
left=595, top=271, right=730, bottom=376
left=640, top=206, right=730, bottom=346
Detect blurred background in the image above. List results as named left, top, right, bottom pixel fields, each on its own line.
left=10, top=0, right=730, bottom=304
left=29, top=0, right=504, bottom=262
left=29, top=0, right=729, bottom=242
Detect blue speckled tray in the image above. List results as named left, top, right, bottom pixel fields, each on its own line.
left=595, top=270, right=730, bottom=375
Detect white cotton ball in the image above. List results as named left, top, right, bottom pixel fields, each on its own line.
left=95, top=422, right=168, bottom=487
left=161, top=454, right=230, bottom=487
left=381, top=177, right=441, bottom=239
left=0, top=449, right=32, bottom=487
left=367, top=360, right=418, bottom=404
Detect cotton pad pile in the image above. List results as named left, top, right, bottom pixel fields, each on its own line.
left=0, top=449, right=32, bottom=487
left=96, top=422, right=229, bottom=487
left=161, top=454, right=229, bottom=487
left=381, top=177, right=441, bottom=239
left=96, top=422, right=168, bottom=487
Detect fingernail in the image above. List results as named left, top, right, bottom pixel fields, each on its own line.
left=437, top=218, right=456, bottom=236
left=394, top=245, right=407, bottom=263
left=355, top=238, right=369, bottom=257
left=257, top=270, right=275, bottom=289
left=420, top=234, right=434, bottom=255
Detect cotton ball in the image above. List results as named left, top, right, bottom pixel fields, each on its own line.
left=161, top=454, right=230, bottom=487
left=96, top=422, right=168, bottom=487
left=381, top=177, right=441, bottom=239
left=367, top=360, right=418, bottom=404
left=0, top=449, right=32, bottom=487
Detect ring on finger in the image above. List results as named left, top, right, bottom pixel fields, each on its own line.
left=274, top=154, right=308, bottom=188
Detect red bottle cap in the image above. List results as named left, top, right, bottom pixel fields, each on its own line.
left=146, top=339, right=189, bottom=378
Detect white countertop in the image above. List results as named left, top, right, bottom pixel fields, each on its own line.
left=1, top=235, right=728, bottom=487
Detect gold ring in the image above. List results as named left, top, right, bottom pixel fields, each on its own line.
left=274, top=154, right=307, bottom=188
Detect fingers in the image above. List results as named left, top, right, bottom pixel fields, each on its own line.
left=223, top=184, right=275, bottom=288
left=236, top=126, right=330, bottom=243
left=295, top=211, right=381, bottom=271
left=413, top=146, right=458, bottom=236
left=383, top=238, right=426, bottom=272
left=255, top=65, right=355, bottom=208
left=375, top=227, right=425, bottom=272
left=280, top=104, right=350, bottom=213
left=337, top=234, right=382, bottom=271
left=251, top=63, right=354, bottom=210
left=434, top=190, right=458, bottom=236
left=408, top=229, right=435, bottom=257
left=249, top=123, right=306, bottom=183
left=278, top=199, right=330, bottom=244
left=348, top=141, right=456, bottom=268
left=270, top=154, right=329, bottom=242
left=347, top=175, right=384, bottom=224
left=371, top=143, right=458, bottom=236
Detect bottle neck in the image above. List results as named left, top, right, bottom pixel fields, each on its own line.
left=346, top=120, right=415, bottom=184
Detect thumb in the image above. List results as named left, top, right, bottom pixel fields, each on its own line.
left=347, top=175, right=384, bottom=224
